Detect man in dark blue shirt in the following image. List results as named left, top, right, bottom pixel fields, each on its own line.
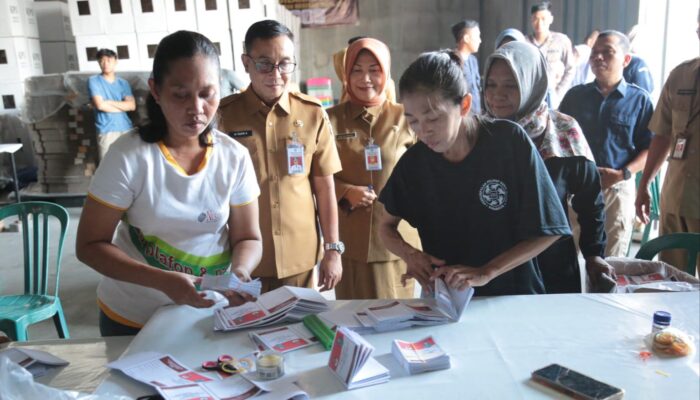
left=452, top=20, right=482, bottom=114
left=560, top=30, right=654, bottom=257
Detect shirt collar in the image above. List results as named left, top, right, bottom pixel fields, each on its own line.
left=593, top=78, right=628, bottom=97
left=241, top=86, right=291, bottom=116
left=349, top=101, right=383, bottom=121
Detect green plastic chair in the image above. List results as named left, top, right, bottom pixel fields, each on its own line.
left=635, top=232, right=700, bottom=276
left=627, top=172, right=661, bottom=256
left=0, top=201, right=70, bottom=341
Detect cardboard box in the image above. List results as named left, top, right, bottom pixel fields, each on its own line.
left=0, top=0, right=25, bottom=37
left=0, top=37, right=40, bottom=82
left=34, top=1, right=75, bottom=42
left=194, top=0, right=229, bottom=31
left=197, top=28, right=234, bottom=71
left=0, top=82, right=25, bottom=113
left=76, top=33, right=140, bottom=72
left=131, top=0, right=168, bottom=33
left=136, top=31, right=168, bottom=71
left=164, top=0, right=197, bottom=32
left=67, top=0, right=104, bottom=36
left=100, top=0, right=136, bottom=34
left=40, top=41, right=79, bottom=74
left=20, top=0, right=39, bottom=38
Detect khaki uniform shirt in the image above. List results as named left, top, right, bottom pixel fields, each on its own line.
left=327, top=100, right=420, bottom=263
left=527, top=31, right=575, bottom=106
left=649, top=58, right=700, bottom=219
left=218, top=88, right=342, bottom=278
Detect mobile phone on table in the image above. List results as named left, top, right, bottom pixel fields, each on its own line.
left=531, top=363, right=624, bottom=400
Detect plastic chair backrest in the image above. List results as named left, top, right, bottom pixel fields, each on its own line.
left=635, top=232, right=700, bottom=276
left=0, top=201, right=69, bottom=296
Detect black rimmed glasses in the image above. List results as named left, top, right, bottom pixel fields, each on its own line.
left=244, top=55, right=297, bottom=74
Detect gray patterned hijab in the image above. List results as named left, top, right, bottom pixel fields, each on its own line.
left=482, top=41, right=549, bottom=121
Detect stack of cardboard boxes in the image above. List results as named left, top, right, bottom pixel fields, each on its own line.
left=34, top=1, right=79, bottom=74
left=0, top=0, right=42, bottom=114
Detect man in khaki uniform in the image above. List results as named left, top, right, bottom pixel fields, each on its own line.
left=218, top=20, right=343, bottom=292
left=636, top=18, right=700, bottom=272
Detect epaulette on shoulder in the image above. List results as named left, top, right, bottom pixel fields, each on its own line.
left=290, top=91, right=323, bottom=107
left=219, top=92, right=244, bottom=108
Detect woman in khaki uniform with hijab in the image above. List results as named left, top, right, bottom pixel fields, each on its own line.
left=328, top=38, right=419, bottom=299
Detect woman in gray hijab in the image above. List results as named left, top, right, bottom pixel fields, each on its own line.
left=494, top=28, right=526, bottom=49
left=482, top=41, right=613, bottom=293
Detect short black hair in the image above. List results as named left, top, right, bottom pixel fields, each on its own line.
left=530, top=1, right=552, bottom=14
left=451, top=20, right=479, bottom=42
left=244, top=20, right=294, bottom=54
left=597, top=30, right=631, bottom=54
left=96, top=48, right=117, bottom=60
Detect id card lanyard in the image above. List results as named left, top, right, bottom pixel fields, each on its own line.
left=364, top=137, right=382, bottom=171
left=287, top=131, right=305, bottom=175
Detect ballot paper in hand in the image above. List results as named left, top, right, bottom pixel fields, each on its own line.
left=328, top=327, right=390, bottom=390
left=201, top=273, right=262, bottom=298
left=357, top=278, right=474, bottom=332
left=0, top=348, right=69, bottom=378
left=391, top=336, right=451, bottom=374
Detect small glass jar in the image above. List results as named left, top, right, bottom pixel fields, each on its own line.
left=256, top=350, right=285, bottom=380
left=651, top=310, right=671, bottom=334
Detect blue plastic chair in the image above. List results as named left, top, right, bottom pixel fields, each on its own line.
left=0, top=201, right=70, bottom=341
left=635, top=233, right=700, bottom=276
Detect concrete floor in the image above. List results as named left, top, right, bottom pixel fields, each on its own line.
left=1, top=205, right=646, bottom=342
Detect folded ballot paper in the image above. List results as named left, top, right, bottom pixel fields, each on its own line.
left=249, top=323, right=319, bottom=353
left=0, top=348, right=69, bottom=378
left=355, top=278, right=475, bottom=332
left=201, top=273, right=262, bottom=298
left=392, top=336, right=451, bottom=374
left=328, top=327, right=390, bottom=390
left=215, top=286, right=329, bottom=331
left=108, top=351, right=309, bottom=400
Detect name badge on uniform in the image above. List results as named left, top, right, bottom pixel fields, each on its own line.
left=671, top=137, right=689, bottom=160
left=336, top=131, right=357, bottom=140
left=364, top=138, right=382, bottom=171
left=229, top=130, right=253, bottom=138
left=287, top=132, right=305, bottom=175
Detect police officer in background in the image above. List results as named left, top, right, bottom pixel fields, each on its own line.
left=218, top=20, right=343, bottom=292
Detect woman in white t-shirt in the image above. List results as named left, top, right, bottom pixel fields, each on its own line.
left=76, top=31, right=262, bottom=336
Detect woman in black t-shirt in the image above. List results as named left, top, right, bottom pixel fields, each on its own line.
left=378, top=50, right=571, bottom=296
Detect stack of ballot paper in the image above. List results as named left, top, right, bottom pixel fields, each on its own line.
left=201, top=273, right=262, bottom=298
left=214, top=286, right=329, bottom=331
left=391, top=336, right=451, bottom=374
left=249, top=323, right=319, bottom=353
left=328, top=327, right=390, bottom=389
left=353, top=278, right=474, bottom=332
left=108, top=351, right=309, bottom=400
left=0, top=348, right=69, bottom=378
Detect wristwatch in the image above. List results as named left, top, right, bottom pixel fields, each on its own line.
left=324, top=241, right=345, bottom=255
left=622, top=167, right=632, bottom=180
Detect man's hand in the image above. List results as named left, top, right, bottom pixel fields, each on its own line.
left=318, top=250, right=342, bottom=291
left=585, top=256, right=616, bottom=287
left=598, top=167, right=624, bottom=190
left=431, top=265, right=493, bottom=290
left=160, top=272, right=215, bottom=308
left=402, top=249, right=445, bottom=290
left=344, top=186, right=377, bottom=210
left=635, top=186, right=652, bottom=224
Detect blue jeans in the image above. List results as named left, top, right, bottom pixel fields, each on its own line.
left=99, top=310, right=140, bottom=337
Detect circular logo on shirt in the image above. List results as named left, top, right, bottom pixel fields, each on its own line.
left=479, top=179, right=507, bottom=211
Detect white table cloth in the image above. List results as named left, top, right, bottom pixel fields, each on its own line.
left=96, top=292, right=700, bottom=399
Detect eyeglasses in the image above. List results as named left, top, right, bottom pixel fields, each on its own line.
left=244, top=55, right=297, bottom=74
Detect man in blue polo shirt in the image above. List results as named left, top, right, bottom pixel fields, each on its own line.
left=88, top=48, right=135, bottom=161
left=560, top=30, right=654, bottom=257
left=452, top=19, right=482, bottom=114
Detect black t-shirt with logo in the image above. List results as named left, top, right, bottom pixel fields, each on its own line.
left=379, top=119, right=571, bottom=296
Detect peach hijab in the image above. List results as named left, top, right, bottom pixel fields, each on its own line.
left=343, top=38, right=391, bottom=107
